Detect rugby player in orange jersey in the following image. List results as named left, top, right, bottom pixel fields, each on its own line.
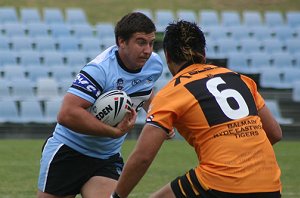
left=112, top=20, right=282, bottom=198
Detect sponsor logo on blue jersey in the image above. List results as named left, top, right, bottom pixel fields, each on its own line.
left=132, top=79, right=142, bottom=86
left=73, top=73, right=101, bottom=97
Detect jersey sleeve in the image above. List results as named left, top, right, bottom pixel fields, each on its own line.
left=241, top=75, right=265, bottom=110
left=68, top=64, right=104, bottom=103
left=146, top=92, right=178, bottom=134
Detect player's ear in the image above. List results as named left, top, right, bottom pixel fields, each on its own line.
left=164, top=50, right=171, bottom=64
left=118, top=37, right=126, bottom=49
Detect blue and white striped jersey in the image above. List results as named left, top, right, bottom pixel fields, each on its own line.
left=52, top=45, right=163, bottom=159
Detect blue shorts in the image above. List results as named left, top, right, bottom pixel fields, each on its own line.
left=37, top=137, right=124, bottom=196
left=171, top=169, right=281, bottom=198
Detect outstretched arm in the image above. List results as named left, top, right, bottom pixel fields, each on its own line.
left=258, top=105, right=282, bottom=145
left=114, top=124, right=167, bottom=197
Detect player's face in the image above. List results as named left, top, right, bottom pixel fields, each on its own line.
left=118, top=32, right=155, bottom=70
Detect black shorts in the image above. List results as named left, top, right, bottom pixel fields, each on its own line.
left=170, top=169, right=281, bottom=198
left=39, top=144, right=124, bottom=196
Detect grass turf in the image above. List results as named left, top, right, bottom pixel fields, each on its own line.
left=0, top=139, right=299, bottom=197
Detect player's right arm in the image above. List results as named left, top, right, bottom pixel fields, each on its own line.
left=258, top=104, right=282, bottom=145
left=57, top=93, right=135, bottom=138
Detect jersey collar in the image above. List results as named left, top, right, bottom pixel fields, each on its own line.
left=115, top=51, right=142, bottom=73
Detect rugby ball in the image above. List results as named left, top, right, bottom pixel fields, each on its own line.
left=89, top=90, right=133, bottom=126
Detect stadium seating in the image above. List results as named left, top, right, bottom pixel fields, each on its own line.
left=26, top=22, right=49, bottom=37
left=265, top=99, right=293, bottom=124
left=65, top=8, right=88, bottom=24
left=36, top=77, right=60, bottom=101
left=292, top=81, right=300, bottom=102
left=20, top=7, right=41, bottom=24
left=0, top=7, right=18, bottom=24
left=44, top=98, right=62, bottom=123
left=43, top=7, right=64, bottom=25
left=134, top=8, right=153, bottom=20
left=10, top=78, right=36, bottom=101
left=154, top=9, right=175, bottom=32
left=176, top=9, right=198, bottom=22
left=264, top=11, right=285, bottom=27
left=1, top=6, right=300, bottom=125
left=220, top=10, right=241, bottom=27
left=0, top=100, right=20, bottom=123
left=199, top=10, right=219, bottom=27
left=19, top=100, right=46, bottom=123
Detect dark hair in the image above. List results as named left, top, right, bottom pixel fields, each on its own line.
left=114, top=12, right=156, bottom=46
left=163, top=20, right=206, bottom=64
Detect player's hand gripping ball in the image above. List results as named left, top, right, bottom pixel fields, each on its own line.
left=90, top=90, right=133, bottom=126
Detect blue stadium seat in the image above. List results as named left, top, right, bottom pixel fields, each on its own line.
left=10, top=78, right=36, bottom=101
left=154, top=9, right=175, bottom=32
left=36, top=77, right=60, bottom=101
left=249, top=25, right=273, bottom=40
left=286, top=11, right=300, bottom=27
left=70, top=24, right=94, bottom=38
left=19, top=50, right=42, bottom=67
left=64, top=51, right=88, bottom=67
left=284, top=38, right=300, bottom=54
left=0, top=36, right=10, bottom=50
left=65, top=8, right=88, bottom=24
left=292, top=81, right=300, bottom=102
left=79, top=37, right=101, bottom=52
left=0, top=7, right=18, bottom=24
left=281, top=68, right=300, bottom=89
left=10, top=36, right=34, bottom=51
left=20, top=8, right=41, bottom=24
left=271, top=25, right=296, bottom=41
left=261, top=38, right=284, bottom=53
left=215, top=38, right=240, bottom=55
left=34, top=36, right=57, bottom=52
left=227, top=51, right=250, bottom=73
left=239, top=38, right=262, bottom=53
left=204, top=26, right=229, bottom=40
left=243, top=10, right=263, bottom=26
left=44, top=98, right=62, bottom=123
left=3, top=23, right=26, bottom=37
left=49, top=66, right=74, bottom=81
left=25, top=66, right=49, bottom=81
left=265, top=99, right=293, bottom=124
left=199, top=10, right=219, bottom=27
left=228, top=25, right=251, bottom=40
left=0, top=50, right=17, bottom=67
left=0, top=79, right=11, bottom=100
left=95, top=22, right=115, bottom=43
left=176, top=9, right=198, bottom=22
left=100, top=37, right=115, bottom=50
left=43, top=7, right=64, bottom=24
left=26, top=23, right=50, bottom=37
left=259, top=69, right=285, bottom=89
left=19, top=100, right=46, bottom=123
left=248, top=52, right=272, bottom=73
left=1, top=65, right=26, bottom=80
left=220, top=11, right=241, bottom=26
left=49, top=23, right=72, bottom=38
left=56, top=36, right=80, bottom=52
left=0, top=100, right=20, bottom=123
left=264, top=11, right=284, bottom=27
left=42, top=51, right=65, bottom=67
left=271, top=52, right=295, bottom=69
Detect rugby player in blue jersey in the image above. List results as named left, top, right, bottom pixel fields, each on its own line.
left=37, top=12, right=164, bottom=198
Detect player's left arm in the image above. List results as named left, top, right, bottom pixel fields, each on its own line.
left=258, top=105, right=282, bottom=145
left=114, top=124, right=166, bottom=197
left=142, top=90, right=155, bottom=112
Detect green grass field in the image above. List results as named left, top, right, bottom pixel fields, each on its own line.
left=0, top=139, right=299, bottom=198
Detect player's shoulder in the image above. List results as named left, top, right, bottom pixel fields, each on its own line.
left=87, top=45, right=118, bottom=67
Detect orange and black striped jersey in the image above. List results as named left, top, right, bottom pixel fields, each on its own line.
left=146, top=64, right=281, bottom=193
